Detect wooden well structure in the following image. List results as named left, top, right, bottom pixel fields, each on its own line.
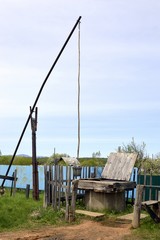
left=72, top=152, right=138, bottom=212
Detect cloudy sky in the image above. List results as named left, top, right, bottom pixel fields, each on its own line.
left=0, top=0, right=160, bottom=158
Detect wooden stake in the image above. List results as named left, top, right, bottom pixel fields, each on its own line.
left=70, top=179, right=79, bottom=222
left=132, top=185, right=144, bottom=228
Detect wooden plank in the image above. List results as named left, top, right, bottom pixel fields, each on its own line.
left=101, top=152, right=138, bottom=181
left=117, top=213, right=148, bottom=222
left=75, top=209, right=104, bottom=218
left=0, top=175, right=17, bottom=181
left=77, top=179, right=136, bottom=191
left=142, top=200, right=159, bottom=206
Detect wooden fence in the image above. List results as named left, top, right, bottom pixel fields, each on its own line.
left=0, top=169, right=17, bottom=196
left=44, top=165, right=103, bottom=210
left=138, top=169, right=160, bottom=201
left=44, top=165, right=136, bottom=210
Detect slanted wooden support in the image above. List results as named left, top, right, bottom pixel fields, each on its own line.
left=141, top=200, right=160, bottom=223
left=132, top=185, right=144, bottom=228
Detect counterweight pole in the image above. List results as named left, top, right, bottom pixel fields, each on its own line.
left=1, top=16, right=82, bottom=187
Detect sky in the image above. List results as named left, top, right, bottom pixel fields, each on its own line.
left=0, top=0, right=160, bottom=158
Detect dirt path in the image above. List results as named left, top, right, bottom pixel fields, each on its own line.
left=0, top=220, right=132, bottom=240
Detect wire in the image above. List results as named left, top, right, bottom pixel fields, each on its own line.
left=77, top=21, right=81, bottom=159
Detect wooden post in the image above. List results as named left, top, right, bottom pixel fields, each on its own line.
left=13, top=169, right=17, bottom=196
left=149, top=171, right=152, bottom=200
left=70, top=179, right=79, bottom=222
left=132, top=185, right=144, bottom=228
left=65, top=188, right=69, bottom=222
left=143, top=169, right=146, bottom=201
left=43, top=165, right=48, bottom=208
left=30, top=106, right=39, bottom=201
left=158, top=191, right=160, bottom=218
left=158, top=191, right=160, bottom=201
left=10, top=169, right=17, bottom=197
left=54, top=164, right=57, bottom=210
left=58, top=166, right=62, bottom=210
left=26, top=184, right=30, bottom=199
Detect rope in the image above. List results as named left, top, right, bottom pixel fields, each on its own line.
left=77, top=21, right=81, bottom=159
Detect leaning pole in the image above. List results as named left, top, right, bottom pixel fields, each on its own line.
left=1, top=16, right=82, bottom=188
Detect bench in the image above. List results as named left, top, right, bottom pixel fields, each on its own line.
left=141, top=200, right=160, bottom=223
left=142, top=200, right=159, bottom=206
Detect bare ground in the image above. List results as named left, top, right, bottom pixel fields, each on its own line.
left=0, top=220, right=132, bottom=240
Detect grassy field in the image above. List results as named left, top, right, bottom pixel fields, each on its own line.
left=0, top=155, right=107, bottom=166
left=0, top=189, right=66, bottom=232
left=0, top=189, right=160, bottom=239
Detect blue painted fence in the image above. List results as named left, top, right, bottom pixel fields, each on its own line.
left=0, top=165, right=45, bottom=190
left=0, top=165, right=138, bottom=192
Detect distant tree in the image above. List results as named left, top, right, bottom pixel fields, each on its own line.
left=118, top=137, right=147, bottom=167
left=92, top=151, right=101, bottom=158
left=50, top=152, right=70, bottom=159
left=154, top=152, right=160, bottom=160
left=0, top=150, right=2, bottom=156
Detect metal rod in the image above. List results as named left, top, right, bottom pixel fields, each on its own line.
left=1, top=16, right=82, bottom=187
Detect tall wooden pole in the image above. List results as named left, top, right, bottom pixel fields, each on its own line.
left=30, top=107, right=39, bottom=200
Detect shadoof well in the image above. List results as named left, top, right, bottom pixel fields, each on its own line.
left=70, top=152, right=138, bottom=220
left=0, top=16, right=82, bottom=197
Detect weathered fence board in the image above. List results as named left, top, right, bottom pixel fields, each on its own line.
left=0, top=163, right=138, bottom=208
left=44, top=165, right=100, bottom=210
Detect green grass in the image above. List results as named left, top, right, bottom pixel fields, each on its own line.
left=0, top=155, right=107, bottom=166
left=128, top=217, right=160, bottom=240
left=0, top=155, right=32, bottom=165
left=0, top=189, right=65, bottom=232
left=1, top=189, right=160, bottom=240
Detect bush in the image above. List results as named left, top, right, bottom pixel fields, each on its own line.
left=0, top=156, right=107, bottom=167
left=0, top=156, right=49, bottom=165
left=79, top=158, right=107, bottom=167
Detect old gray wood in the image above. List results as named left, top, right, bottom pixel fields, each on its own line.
left=77, top=179, right=136, bottom=192
left=101, top=152, right=138, bottom=181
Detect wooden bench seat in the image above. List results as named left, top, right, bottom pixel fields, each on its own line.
left=142, top=200, right=159, bottom=206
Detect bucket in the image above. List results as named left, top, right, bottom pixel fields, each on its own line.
left=73, top=166, right=82, bottom=177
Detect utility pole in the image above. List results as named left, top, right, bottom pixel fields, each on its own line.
left=30, top=106, right=39, bottom=200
